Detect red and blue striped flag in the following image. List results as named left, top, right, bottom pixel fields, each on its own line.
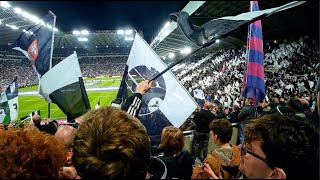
left=242, top=1, right=265, bottom=105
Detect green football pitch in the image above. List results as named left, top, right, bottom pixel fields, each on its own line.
left=18, top=77, right=121, bottom=121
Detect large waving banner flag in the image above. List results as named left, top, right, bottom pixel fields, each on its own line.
left=0, top=77, right=19, bottom=124
left=121, top=32, right=197, bottom=145
left=12, top=11, right=56, bottom=78
left=171, top=1, right=305, bottom=47
left=39, top=52, right=91, bottom=121
left=242, top=1, right=265, bottom=104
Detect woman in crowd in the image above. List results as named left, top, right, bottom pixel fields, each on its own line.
left=151, top=126, right=195, bottom=179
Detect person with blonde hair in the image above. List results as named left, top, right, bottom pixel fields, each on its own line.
left=151, top=126, right=194, bottom=179
left=72, top=106, right=151, bottom=179
left=0, top=128, right=66, bottom=178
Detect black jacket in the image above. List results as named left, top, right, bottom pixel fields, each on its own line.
left=238, top=105, right=256, bottom=122
left=193, top=109, right=215, bottom=133
left=151, top=146, right=195, bottom=179
left=121, top=93, right=143, bottom=118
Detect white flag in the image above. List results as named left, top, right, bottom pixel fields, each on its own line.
left=125, top=32, right=197, bottom=131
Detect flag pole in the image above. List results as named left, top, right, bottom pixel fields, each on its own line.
left=49, top=10, right=56, bottom=70
left=150, top=40, right=215, bottom=81
left=48, top=103, right=51, bottom=119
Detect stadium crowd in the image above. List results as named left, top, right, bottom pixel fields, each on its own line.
left=0, top=34, right=319, bottom=179
left=173, top=36, right=319, bottom=111
left=0, top=54, right=127, bottom=91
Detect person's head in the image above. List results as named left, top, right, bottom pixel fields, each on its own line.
left=203, top=101, right=212, bottom=110
left=55, top=125, right=77, bottom=166
left=32, top=115, right=42, bottom=126
left=0, top=123, right=4, bottom=131
left=55, top=125, right=77, bottom=148
left=272, top=97, right=280, bottom=104
left=0, top=128, right=66, bottom=178
left=6, top=123, right=14, bottom=130
left=72, top=106, right=151, bottom=179
left=286, top=97, right=304, bottom=113
left=299, top=98, right=310, bottom=110
left=216, top=105, right=223, bottom=113
left=245, top=98, right=254, bottom=106
left=209, top=119, right=232, bottom=145
left=159, top=126, right=184, bottom=156
left=239, top=113, right=319, bottom=179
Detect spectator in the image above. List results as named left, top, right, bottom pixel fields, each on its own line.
left=55, top=125, right=80, bottom=179
left=192, top=119, right=241, bottom=179
left=151, top=126, right=195, bottom=179
left=192, top=101, right=215, bottom=161
left=214, top=105, right=226, bottom=119
left=203, top=113, right=319, bottom=179
left=226, top=105, right=241, bottom=123
left=238, top=98, right=256, bottom=144
left=72, top=106, right=151, bottom=179
left=32, top=115, right=57, bottom=135
left=6, top=123, right=14, bottom=130
left=0, top=128, right=66, bottom=178
left=55, top=125, right=77, bottom=166
left=0, top=123, right=4, bottom=131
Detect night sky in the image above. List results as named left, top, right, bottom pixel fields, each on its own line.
left=11, top=1, right=189, bottom=43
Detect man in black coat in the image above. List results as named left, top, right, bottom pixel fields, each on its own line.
left=191, top=101, right=215, bottom=161
left=238, top=98, right=256, bottom=144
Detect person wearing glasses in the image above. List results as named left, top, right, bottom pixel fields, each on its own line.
left=202, top=113, right=319, bottom=179
left=192, top=119, right=241, bottom=179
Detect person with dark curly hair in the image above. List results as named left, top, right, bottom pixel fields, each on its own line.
left=72, top=106, right=151, bottom=179
left=0, top=128, right=66, bottom=179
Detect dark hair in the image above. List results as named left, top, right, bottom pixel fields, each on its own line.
left=209, top=119, right=232, bottom=144
left=245, top=114, right=319, bottom=179
left=286, top=97, right=304, bottom=113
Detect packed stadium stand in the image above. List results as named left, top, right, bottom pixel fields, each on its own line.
left=0, top=1, right=319, bottom=179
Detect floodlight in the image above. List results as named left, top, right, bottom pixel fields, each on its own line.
left=81, top=30, right=89, bottom=35
left=125, top=29, right=132, bottom=35
left=78, top=37, right=88, bottom=42
left=73, top=30, right=80, bottom=35
left=124, top=37, right=134, bottom=41
left=168, top=53, right=175, bottom=59
left=117, top=30, right=124, bottom=34
left=0, top=1, right=10, bottom=8
left=13, top=7, right=22, bottom=14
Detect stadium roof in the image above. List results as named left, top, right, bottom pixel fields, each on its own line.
left=0, top=1, right=319, bottom=59
left=151, top=1, right=319, bottom=62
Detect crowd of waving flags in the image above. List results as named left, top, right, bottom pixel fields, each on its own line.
left=0, top=77, right=19, bottom=125
left=2, top=1, right=306, bottom=142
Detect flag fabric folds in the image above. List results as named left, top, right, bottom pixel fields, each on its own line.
left=39, top=52, right=91, bottom=120
left=0, top=77, right=19, bottom=124
left=242, top=1, right=265, bottom=104
left=117, top=32, right=198, bottom=145
left=12, top=11, right=56, bottom=77
left=171, top=1, right=305, bottom=47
